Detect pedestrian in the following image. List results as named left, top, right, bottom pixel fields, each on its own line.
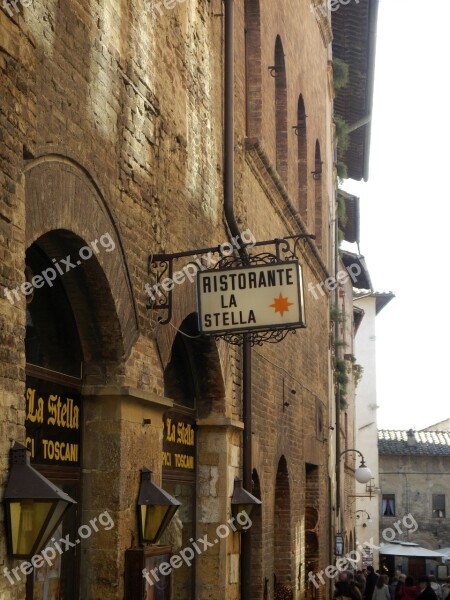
left=398, top=576, right=418, bottom=600
left=395, top=575, right=407, bottom=600
left=372, top=575, right=391, bottom=600
left=334, top=571, right=360, bottom=600
left=441, top=577, right=450, bottom=600
left=350, top=576, right=363, bottom=600
left=417, top=576, right=438, bottom=600
left=356, top=570, right=367, bottom=597
left=389, top=574, right=400, bottom=600
left=365, top=566, right=379, bottom=600
left=429, top=575, right=443, bottom=600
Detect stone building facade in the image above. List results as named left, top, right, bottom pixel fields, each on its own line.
left=0, top=0, right=375, bottom=598
left=379, top=428, right=450, bottom=576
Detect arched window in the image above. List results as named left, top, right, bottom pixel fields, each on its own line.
left=297, top=95, right=308, bottom=217
left=314, top=140, right=323, bottom=249
left=244, top=0, right=261, bottom=138
left=274, top=36, right=288, bottom=185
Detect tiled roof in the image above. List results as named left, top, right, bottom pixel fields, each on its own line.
left=332, top=0, right=379, bottom=181
left=354, top=291, right=395, bottom=315
left=378, top=430, right=450, bottom=456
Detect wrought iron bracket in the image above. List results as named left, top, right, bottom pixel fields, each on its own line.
left=147, top=233, right=315, bottom=344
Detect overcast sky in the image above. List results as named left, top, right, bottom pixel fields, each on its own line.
left=342, top=0, right=450, bottom=430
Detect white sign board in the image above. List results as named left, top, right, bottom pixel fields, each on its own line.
left=197, top=261, right=305, bottom=335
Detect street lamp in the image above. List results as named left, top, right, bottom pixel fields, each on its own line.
left=3, top=442, right=76, bottom=558
left=335, top=532, right=344, bottom=556
left=231, top=478, right=261, bottom=531
left=339, top=449, right=372, bottom=484
left=137, top=468, right=181, bottom=544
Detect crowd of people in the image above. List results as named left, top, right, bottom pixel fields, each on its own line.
left=333, top=566, right=450, bottom=600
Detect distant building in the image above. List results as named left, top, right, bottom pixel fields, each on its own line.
left=353, top=289, right=394, bottom=568
left=378, top=428, right=450, bottom=577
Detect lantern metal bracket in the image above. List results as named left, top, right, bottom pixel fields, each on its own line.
left=147, top=233, right=315, bottom=346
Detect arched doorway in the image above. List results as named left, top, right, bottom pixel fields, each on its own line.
left=24, top=157, right=137, bottom=599
left=160, top=313, right=226, bottom=599
left=305, top=463, right=320, bottom=600
left=250, top=469, right=263, bottom=599
left=274, top=456, right=292, bottom=594
left=24, top=234, right=85, bottom=599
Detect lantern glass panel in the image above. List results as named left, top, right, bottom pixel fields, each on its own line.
left=232, top=503, right=255, bottom=524
left=9, top=500, right=53, bottom=556
left=39, top=500, right=69, bottom=553
left=141, top=505, right=170, bottom=542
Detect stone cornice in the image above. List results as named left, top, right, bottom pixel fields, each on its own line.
left=82, top=385, right=173, bottom=409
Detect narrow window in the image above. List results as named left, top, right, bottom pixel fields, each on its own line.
left=432, top=494, right=445, bottom=518
left=244, top=0, right=262, bottom=138
left=274, top=36, right=288, bottom=185
left=313, top=140, right=323, bottom=247
left=297, top=95, right=307, bottom=217
left=382, top=494, right=396, bottom=517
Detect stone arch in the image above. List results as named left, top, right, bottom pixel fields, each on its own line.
left=24, top=155, right=138, bottom=362
left=274, top=36, right=288, bottom=185
left=245, top=0, right=262, bottom=138
left=274, top=455, right=292, bottom=588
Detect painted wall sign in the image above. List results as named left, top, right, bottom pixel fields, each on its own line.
left=25, top=377, right=81, bottom=466
left=162, top=413, right=196, bottom=473
left=197, top=261, right=305, bottom=335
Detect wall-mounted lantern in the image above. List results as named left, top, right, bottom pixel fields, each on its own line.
left=231, top=478, right=261, bottom=531
left=339, top=449, right=373, bottom=484
left=3, top=442, right=76, bottom=558
left=137, top=468, right=181, bottom=544
left=335, top=532, right=344, bottom=556
left=356, top=509, right=372, bottom=527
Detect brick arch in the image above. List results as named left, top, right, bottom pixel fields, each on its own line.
left=162, top=313, right=226, bottom=418
left=297, top=95, right=308, bottom=217
left=314, top=140, right=323, bottom=249
left=274, top=36, right=288, bottom=185
left=274, top=455, right=292, bottom=587
left=245, top=0, right=262, bottom=138
left=28, top=230, right=126, bottom=376
left=24, top=156, right=139, bottom=361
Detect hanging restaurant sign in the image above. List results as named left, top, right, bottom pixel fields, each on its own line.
left=147, top=233, right=314, bottom=345
left=197, top=261, right=305, bottom=335
left=25, top=377, right=81, bottom=466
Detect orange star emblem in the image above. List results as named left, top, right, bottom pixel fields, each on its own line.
left=269, top=293, right=293, bottom=317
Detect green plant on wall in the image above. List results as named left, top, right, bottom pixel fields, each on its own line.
left=336, top=191, right=347, bottom=246
left=333, top=58, right=349, bottom=90
left=335, top=358, right=349, bottom=410
left=335, top=115, right=350, bottom=157
left=330, top=306, right=346, bottom=326
left=353, top=363, right=364, bottom=387
left=336, top=161, right=348, bottom=183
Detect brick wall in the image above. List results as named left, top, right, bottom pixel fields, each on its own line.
left=0, top=0, right=335, bottom=598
